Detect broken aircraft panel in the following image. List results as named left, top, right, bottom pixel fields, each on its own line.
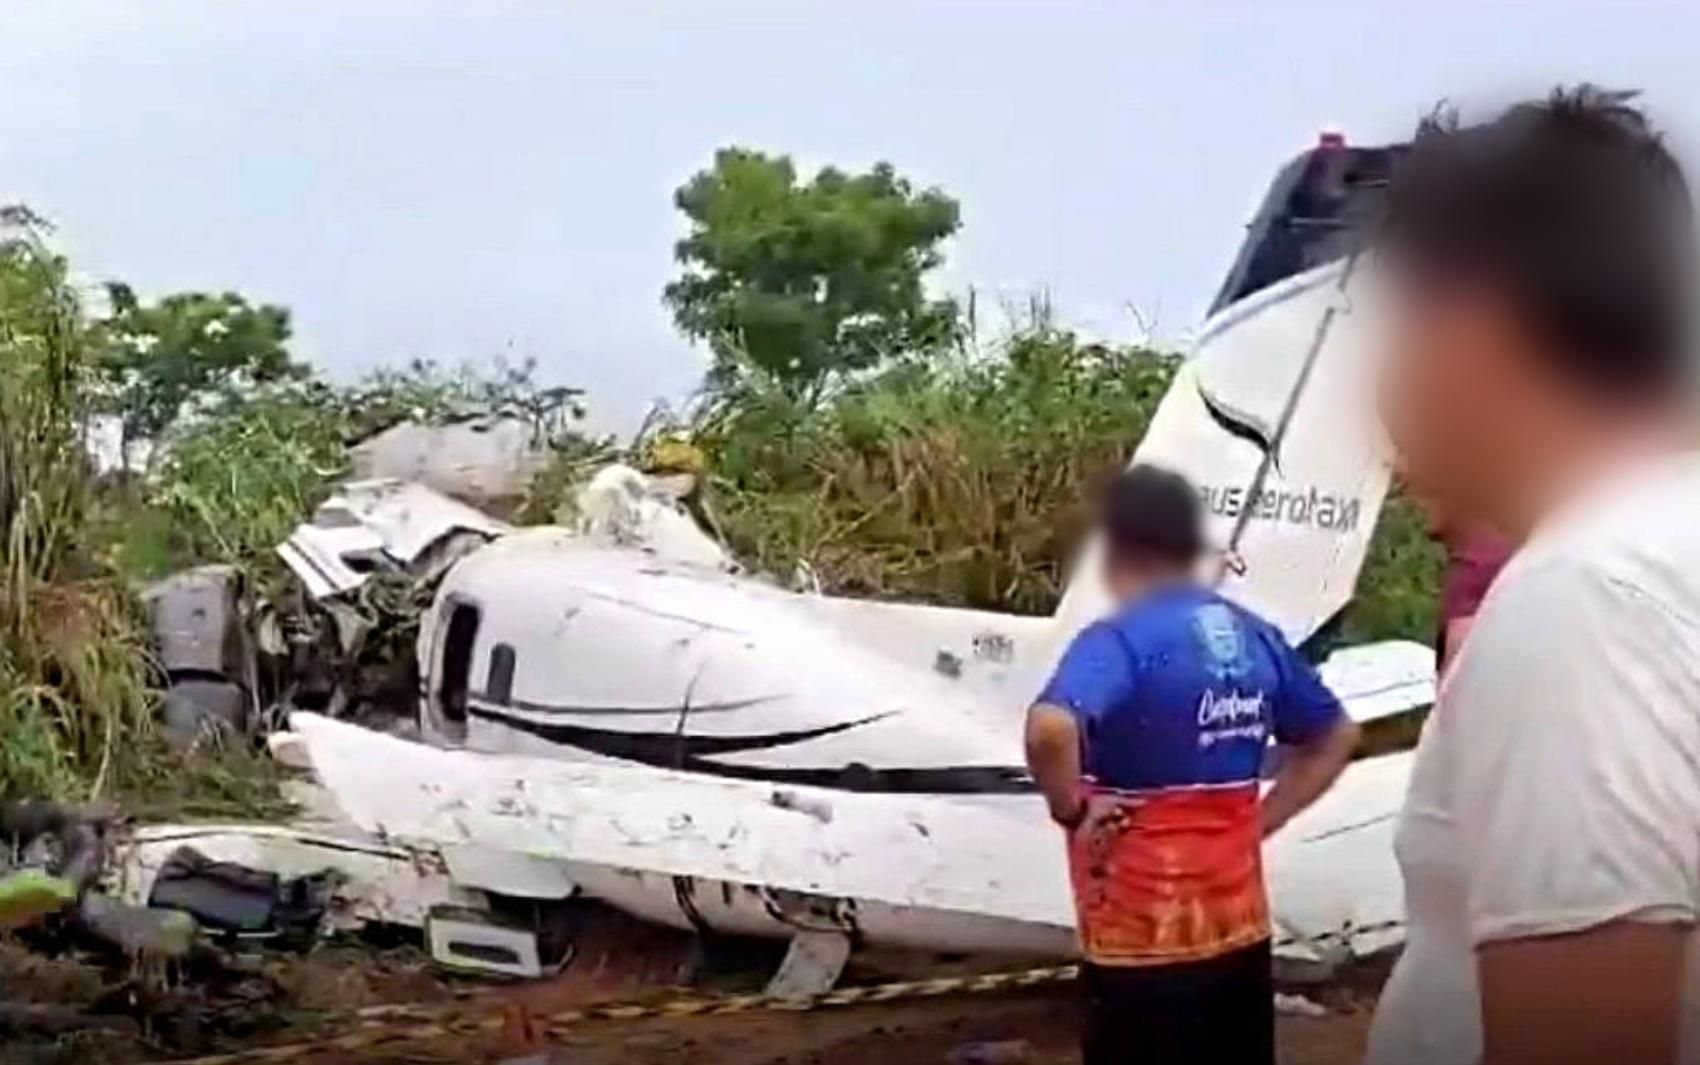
left=277, top=479, right=509, bottom=599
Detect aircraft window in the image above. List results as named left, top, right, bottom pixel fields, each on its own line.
left=443, top=940, right=520, bottom=966
left=437, top=601, right=481, bottom=724
left=486, top=643, right=516, bottom=705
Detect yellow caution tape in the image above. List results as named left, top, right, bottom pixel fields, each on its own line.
left=160, top=964, right=1082, bottom=1064
left=159, top=919, right=1403, bottom=1064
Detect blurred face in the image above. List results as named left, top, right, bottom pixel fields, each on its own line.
left=1100, top=551, right=1196, bottom=606
left=1379, top=276, right=1531, bottom=524
left=1101, top=555, right=1149, bottom=606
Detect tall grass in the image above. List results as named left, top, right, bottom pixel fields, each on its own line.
left=0, top=213, right=156, bottom=801
left=697, top=324, right=1179, bottom=614
left=0, top=213, right=86, bottom=598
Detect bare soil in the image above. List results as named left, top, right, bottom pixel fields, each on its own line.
left=462, top=985, right=1375, bottom=1065
left=0, top=921, right=1384, bottom=1065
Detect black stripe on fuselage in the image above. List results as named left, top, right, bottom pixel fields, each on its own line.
left=467, top=704, right=892, bottom=757
left=465, top=705, right=1035, bottom=795
left=470, top=692, right=781, bottom=717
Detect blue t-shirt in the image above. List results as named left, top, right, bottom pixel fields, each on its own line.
left=1039, top=583, right=1342, bottom=792
left=1036, top=583, right=1344, bottom=967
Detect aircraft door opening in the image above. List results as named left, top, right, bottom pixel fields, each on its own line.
left=432, top=598, right=481, bottom=743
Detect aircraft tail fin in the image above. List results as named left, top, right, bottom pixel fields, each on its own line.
left=1052, top=260, right=1393, bottom=646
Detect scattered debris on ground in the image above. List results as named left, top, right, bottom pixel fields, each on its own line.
left=0, top=926, right=1387, bottom=1065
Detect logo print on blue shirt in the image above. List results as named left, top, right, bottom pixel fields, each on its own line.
left=1190, top=602, right=1249, bottom=682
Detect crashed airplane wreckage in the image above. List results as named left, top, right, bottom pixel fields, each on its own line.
left=133, top=135, right=1430, bottom=991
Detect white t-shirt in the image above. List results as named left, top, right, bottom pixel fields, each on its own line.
left=1367, top=452, right=1700, bottom=1065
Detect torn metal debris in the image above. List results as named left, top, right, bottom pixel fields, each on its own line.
left=142, top=564, right=256, bottom=744
left=277, top=478, right=508, bottom=600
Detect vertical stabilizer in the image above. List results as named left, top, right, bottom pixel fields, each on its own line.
left=1054, top=259, right=1393, bottom=645
left=1052, top=139, right=1398, bottom=646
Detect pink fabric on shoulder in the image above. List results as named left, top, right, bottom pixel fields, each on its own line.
left=1436, top=526, right=1513, bottom=665
left=1442, top=528, right=1512, bottom=623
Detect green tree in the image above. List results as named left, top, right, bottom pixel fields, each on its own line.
left=96, top=284, right=302, bottom=461
left=664, top=148, right=962, bottom=401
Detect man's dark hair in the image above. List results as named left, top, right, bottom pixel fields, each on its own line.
left=1380, top=85, right=1695, bottom=398
left=1100, top=465, right=1205, bottom=569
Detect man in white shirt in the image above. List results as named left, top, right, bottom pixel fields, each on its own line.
left=1366, top=88, right=1700, bottom=1065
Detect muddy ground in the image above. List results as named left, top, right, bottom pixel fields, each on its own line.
left=0, top=917, right=1386, bottom=1065
left=465, top=985, right=1375, bottom=1065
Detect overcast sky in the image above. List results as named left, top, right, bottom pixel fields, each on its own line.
left=7, top=1, right=1699, bottom=432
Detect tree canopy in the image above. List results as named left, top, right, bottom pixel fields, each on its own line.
left=95, top=284, right=301, bottom=454
left=664, top=148, right=962, bottom=400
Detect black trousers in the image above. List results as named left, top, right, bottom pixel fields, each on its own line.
left=1080, top=940, right=1274, bottom=1065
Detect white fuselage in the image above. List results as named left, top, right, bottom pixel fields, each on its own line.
left=386, top=152, right=1424, bottom=961
left=419, top=531, right=1048, bottom=791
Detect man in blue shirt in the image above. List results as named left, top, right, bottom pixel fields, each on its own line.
left=1024, top=465, right=1360, bottom=1065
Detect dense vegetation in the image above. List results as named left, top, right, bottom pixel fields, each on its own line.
left=0, top=149, right=1444, bottom=804
left=0, top=215, right=286, bottom=810
left=696, top=320, right=1179, bottom=613
left=0, top=215, right=153, bottom=800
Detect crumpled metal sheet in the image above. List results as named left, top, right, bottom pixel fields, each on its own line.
left=575, top=465, right=731, bottom=571
left=110, top=822, right=471, bottom=932
left=141, top=563, right=247, bottom=677
left=277, top=479, right=509, bottom=600
left=1316, top=639, right=1437, bottom=723
left=350, top=417, right=550, bottom=505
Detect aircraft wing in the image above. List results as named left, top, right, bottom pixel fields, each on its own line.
left=290, top=712, right=1074, bottom=931
left=1319, top=639, right=1437, bottom=723
left=290, top=713, right=1408, bottom=962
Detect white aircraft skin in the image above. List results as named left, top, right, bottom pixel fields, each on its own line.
left=290, top=139, right=1428, bottom=967
left=292, top=711, right=1413, bottom=963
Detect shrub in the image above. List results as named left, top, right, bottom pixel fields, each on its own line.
left=148, top=384, right=350, bottom=568
left=697, top=324, right=1178, bottom=613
